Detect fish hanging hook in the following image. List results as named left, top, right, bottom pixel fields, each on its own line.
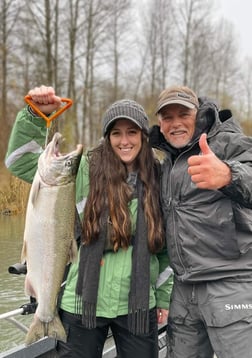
left=24, top=95, right=73, bottom=146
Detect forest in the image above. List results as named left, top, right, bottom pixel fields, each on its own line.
left=1, top=0, right=252, bottom=211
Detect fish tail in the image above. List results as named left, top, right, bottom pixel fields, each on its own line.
left=25, top=312, right=67, bottom=346
left=25, top=315, right=45, bottom=345
left=47, top=311, right=67, bottom=343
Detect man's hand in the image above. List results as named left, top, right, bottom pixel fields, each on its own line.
left=187, top=133, right=232, bottom=189
left=28, top=85, right=62, bottom=114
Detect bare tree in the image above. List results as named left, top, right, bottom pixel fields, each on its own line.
left=240, top=57, right=252, bottom=124
left=0, top=0, right=21, bottom=160
left=105, top=0, right=132, bottom=100
left=205, top=18, right=239, bottom=110
left=79, top=0, right=133, bottom=146
left=173, top=0, right=215, bottom=89
left=140, top=0, right=175, bottom=97
left=24, top=0, right=64, bottom=86
left=0, top=0, right=249, bottom=158
left=56, top=0, right=82, bottom=147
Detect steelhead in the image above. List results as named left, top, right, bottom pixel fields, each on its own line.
left=21, top=132, right=83, bottom=345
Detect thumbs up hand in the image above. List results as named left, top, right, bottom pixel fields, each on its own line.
left=187, top=133, right=232, bottom=189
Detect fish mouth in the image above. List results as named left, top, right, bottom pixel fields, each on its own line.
left=46, top=132, right=83, bottom=159
left=38, top=132, right=83, bottom=185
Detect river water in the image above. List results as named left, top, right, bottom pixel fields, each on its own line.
left=0, top=214, right=33, bottom=353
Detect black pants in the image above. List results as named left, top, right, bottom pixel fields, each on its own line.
left=57, top=308, right=158, bottom=358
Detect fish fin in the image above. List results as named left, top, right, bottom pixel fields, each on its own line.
left=30, top=174, right=41, bottom=206
left=25, top=312, right=67, bottom=346
left=24, top=276, right=36, bottom=298
left=21, top=240, right=27, bottom=262
left=47, top=311, right=67, bottom=343
left=25, top=315, right=45, bottom=345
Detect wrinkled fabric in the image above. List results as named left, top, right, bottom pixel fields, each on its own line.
left=167, top=279, right=252, bottom=358
left=150, top=97, right=252, bottom=282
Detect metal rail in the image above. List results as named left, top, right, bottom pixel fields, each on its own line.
left=1, top=262, right=168, bottom=357
left=1, top=307, right=167, bottom=358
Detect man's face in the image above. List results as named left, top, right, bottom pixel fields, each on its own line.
left=157, top=104, right=197, bottom=148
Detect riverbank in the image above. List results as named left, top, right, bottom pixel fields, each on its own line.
left=0, top=162, right=30, bottom=215
left=0, top=162, right=11, bottom=191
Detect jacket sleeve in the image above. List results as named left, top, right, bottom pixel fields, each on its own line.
left=155, top=245, right=173, bottom=309
left=5, top=106, right=47, bottom=183
left=215, top=131, right=252, bottom=208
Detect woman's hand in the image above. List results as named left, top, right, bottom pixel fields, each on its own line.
left=28, top=85, right=62, bottom=114
left=156, top=308, right=168, bottom=324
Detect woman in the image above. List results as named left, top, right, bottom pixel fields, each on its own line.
left=5, top=86, right=173, bottom=358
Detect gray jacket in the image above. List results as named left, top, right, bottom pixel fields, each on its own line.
left=150, top=97, right=252, bottom=282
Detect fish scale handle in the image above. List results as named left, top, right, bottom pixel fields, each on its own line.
left=24, top=95, right=73, bottom=128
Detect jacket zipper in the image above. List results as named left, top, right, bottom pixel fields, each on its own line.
left=167, top=143, right=200, bottom=276
left=167, top=155, right=187, bottom=274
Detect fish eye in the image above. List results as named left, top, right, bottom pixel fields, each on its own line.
left=65, top=159, right=72, bottom=167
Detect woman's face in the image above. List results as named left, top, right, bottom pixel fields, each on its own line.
left=109, top=118, right=142, bottom=171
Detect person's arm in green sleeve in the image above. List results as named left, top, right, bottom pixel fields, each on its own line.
left=5, top=106, right=48, bottom=183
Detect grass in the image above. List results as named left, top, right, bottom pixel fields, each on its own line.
left=0, top=162, right=30, bottom=215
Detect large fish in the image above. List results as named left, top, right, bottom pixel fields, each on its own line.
left=21, top=132, right=83, bottom=345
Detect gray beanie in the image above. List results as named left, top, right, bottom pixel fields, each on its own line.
left=102, top=99, right=149, bottom=136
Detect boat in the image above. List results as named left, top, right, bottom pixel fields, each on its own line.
left=0, top=263, right=168, bottom=358
left=0, top=322, right=167, bottom=358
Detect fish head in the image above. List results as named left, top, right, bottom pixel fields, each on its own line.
left=38, top=132, right=83, bottom=186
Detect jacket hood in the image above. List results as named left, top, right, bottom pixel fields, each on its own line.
left=218, top=109, right=243, bottom=134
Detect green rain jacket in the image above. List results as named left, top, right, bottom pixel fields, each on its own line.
left=5, top=106, right=173, bottom=317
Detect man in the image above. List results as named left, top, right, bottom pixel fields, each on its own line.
left=150, top=85, right=252, bottom=358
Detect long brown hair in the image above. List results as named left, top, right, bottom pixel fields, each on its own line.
left=82, top=133, right=164, bottom=254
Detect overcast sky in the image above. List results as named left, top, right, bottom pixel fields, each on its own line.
left=217, top=0, right=252, bottom=57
